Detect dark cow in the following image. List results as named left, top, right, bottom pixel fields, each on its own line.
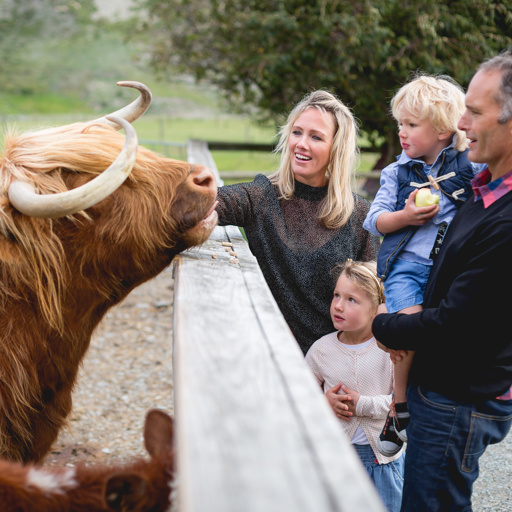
left=0, top=409, right=174, bottom=511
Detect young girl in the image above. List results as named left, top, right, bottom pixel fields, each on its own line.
left=305, top=260, right=403, bottom=512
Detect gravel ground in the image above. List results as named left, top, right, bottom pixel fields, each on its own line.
left=41, top=264, right=512, bottom=510
left=472, top=429, right=512, bottom=511
left=42, top=265, right=176, bottom=469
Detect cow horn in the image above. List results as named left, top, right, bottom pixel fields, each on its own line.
left=89, top=81, right=152, bottom=129
left=8, top=116, right=138, bottom=219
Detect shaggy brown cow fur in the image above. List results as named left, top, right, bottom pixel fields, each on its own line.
left=0, top=409, right=174, bottom=511
left=0, top=121, right=217, bottom=462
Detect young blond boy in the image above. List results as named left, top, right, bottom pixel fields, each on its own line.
left=363, top=74, right=485, bottom=456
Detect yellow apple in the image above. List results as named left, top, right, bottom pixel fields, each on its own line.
left=415, top=188, right=439, bottom=207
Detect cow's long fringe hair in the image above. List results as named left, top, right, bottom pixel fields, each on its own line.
left=0, top=122, right=189, bottom=332
left=0, top=123, right=191, bottom=460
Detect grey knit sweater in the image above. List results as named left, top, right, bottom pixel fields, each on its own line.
left=217, top=174, right=379, bottom=355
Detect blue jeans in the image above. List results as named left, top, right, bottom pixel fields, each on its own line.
left=402, top=385, right=512, bottom=512
left=383, top=259, right=431, bottom=313
left=353, top=443, right=404, bottom=512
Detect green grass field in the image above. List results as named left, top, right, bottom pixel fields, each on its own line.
left=1, top=112, right=379, bottom=178
left=0, top=18, right=382, bottom=182
left=1, top=78, right=379, bottom=181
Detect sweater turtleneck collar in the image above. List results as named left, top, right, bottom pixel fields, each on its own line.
left=293, top=178, right=328, bottom=201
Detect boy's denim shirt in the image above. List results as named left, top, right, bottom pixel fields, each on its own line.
left=363, top=135, right=486, bottom=279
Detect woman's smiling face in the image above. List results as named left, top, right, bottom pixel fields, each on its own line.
left=288, top=108, right=336, bottom=187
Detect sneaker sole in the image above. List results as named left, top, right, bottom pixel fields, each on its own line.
left=393, top=415, right=408, bottom=442
left=396, top=429, right=408, bottom=443
left=376, top=438, right=403, bottom=457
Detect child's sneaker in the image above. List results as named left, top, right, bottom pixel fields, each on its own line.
left=377, top=408, right=404, bottom=457
left=394, top=401, right=410, bottom=442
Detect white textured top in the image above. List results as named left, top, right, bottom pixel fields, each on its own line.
left=306, top=332, right=402, bottom=464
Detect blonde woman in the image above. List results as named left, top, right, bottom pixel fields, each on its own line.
left=216, top=90, right=378, bottom=355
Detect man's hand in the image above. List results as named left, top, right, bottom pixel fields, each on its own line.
left=377, top=340, right=408, bottom=362
left=375, top=304, right=408, bottom=362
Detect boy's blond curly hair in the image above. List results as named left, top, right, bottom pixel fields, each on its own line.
left=391, top=74, right=468, bottom=152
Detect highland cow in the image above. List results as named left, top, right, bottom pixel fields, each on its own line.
left=0, top=82, right=218, bottom=461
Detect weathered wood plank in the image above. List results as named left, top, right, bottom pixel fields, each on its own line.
left=187, top=138, right=382, bottom=184
left=173, top=140, right=385, bottom=511
left=173, top=233, right=384, bottom=512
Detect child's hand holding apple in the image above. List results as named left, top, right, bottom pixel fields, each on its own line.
left=404, top=188, right=440, bottom=225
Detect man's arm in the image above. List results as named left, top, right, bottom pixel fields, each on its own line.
left=373, top=219, right=512, bottom=353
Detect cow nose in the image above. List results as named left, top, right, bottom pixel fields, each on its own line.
left=190, top=166, right=217, bottom=195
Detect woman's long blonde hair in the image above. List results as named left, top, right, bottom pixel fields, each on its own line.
left=271, top=90, right=359, bottom=229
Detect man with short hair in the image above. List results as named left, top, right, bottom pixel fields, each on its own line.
left=372, top=52, right=512, bottom=511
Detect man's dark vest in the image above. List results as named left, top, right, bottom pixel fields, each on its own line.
left=377, top=148, right=474, bottom=280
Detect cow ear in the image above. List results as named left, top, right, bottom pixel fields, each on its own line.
left=104, top=473, right=147, bottom=510
left=144, top=409, right=174, bottom=458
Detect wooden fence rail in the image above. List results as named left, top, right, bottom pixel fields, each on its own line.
left=139, top=139, right=382, bottom=188
left=170, top=139, right=385, bottom=511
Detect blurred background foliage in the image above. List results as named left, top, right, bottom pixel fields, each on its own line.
left=1, top=0, right=512, bottom=173
left=0, top=0, right=280, bottom=176
left=132, top=0, right=512, bottom=166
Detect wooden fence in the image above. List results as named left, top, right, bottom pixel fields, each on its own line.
left=139, top=139, right=382, bottom=193
left=170, top=139, right=386, bottom=511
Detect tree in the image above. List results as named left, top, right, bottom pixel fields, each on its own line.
left=133, top=0, right=512, bottom=165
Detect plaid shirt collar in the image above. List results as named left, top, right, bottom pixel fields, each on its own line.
left=497, top=387, right=512, bottom=400
left=471, top=167, right=512, bottom=208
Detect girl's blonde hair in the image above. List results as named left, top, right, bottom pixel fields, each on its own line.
left=271, top=90, right=358, bottom=229
left=333, top=259, right=385, bottom=311
left=391, top=74, right=468, bottom=151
